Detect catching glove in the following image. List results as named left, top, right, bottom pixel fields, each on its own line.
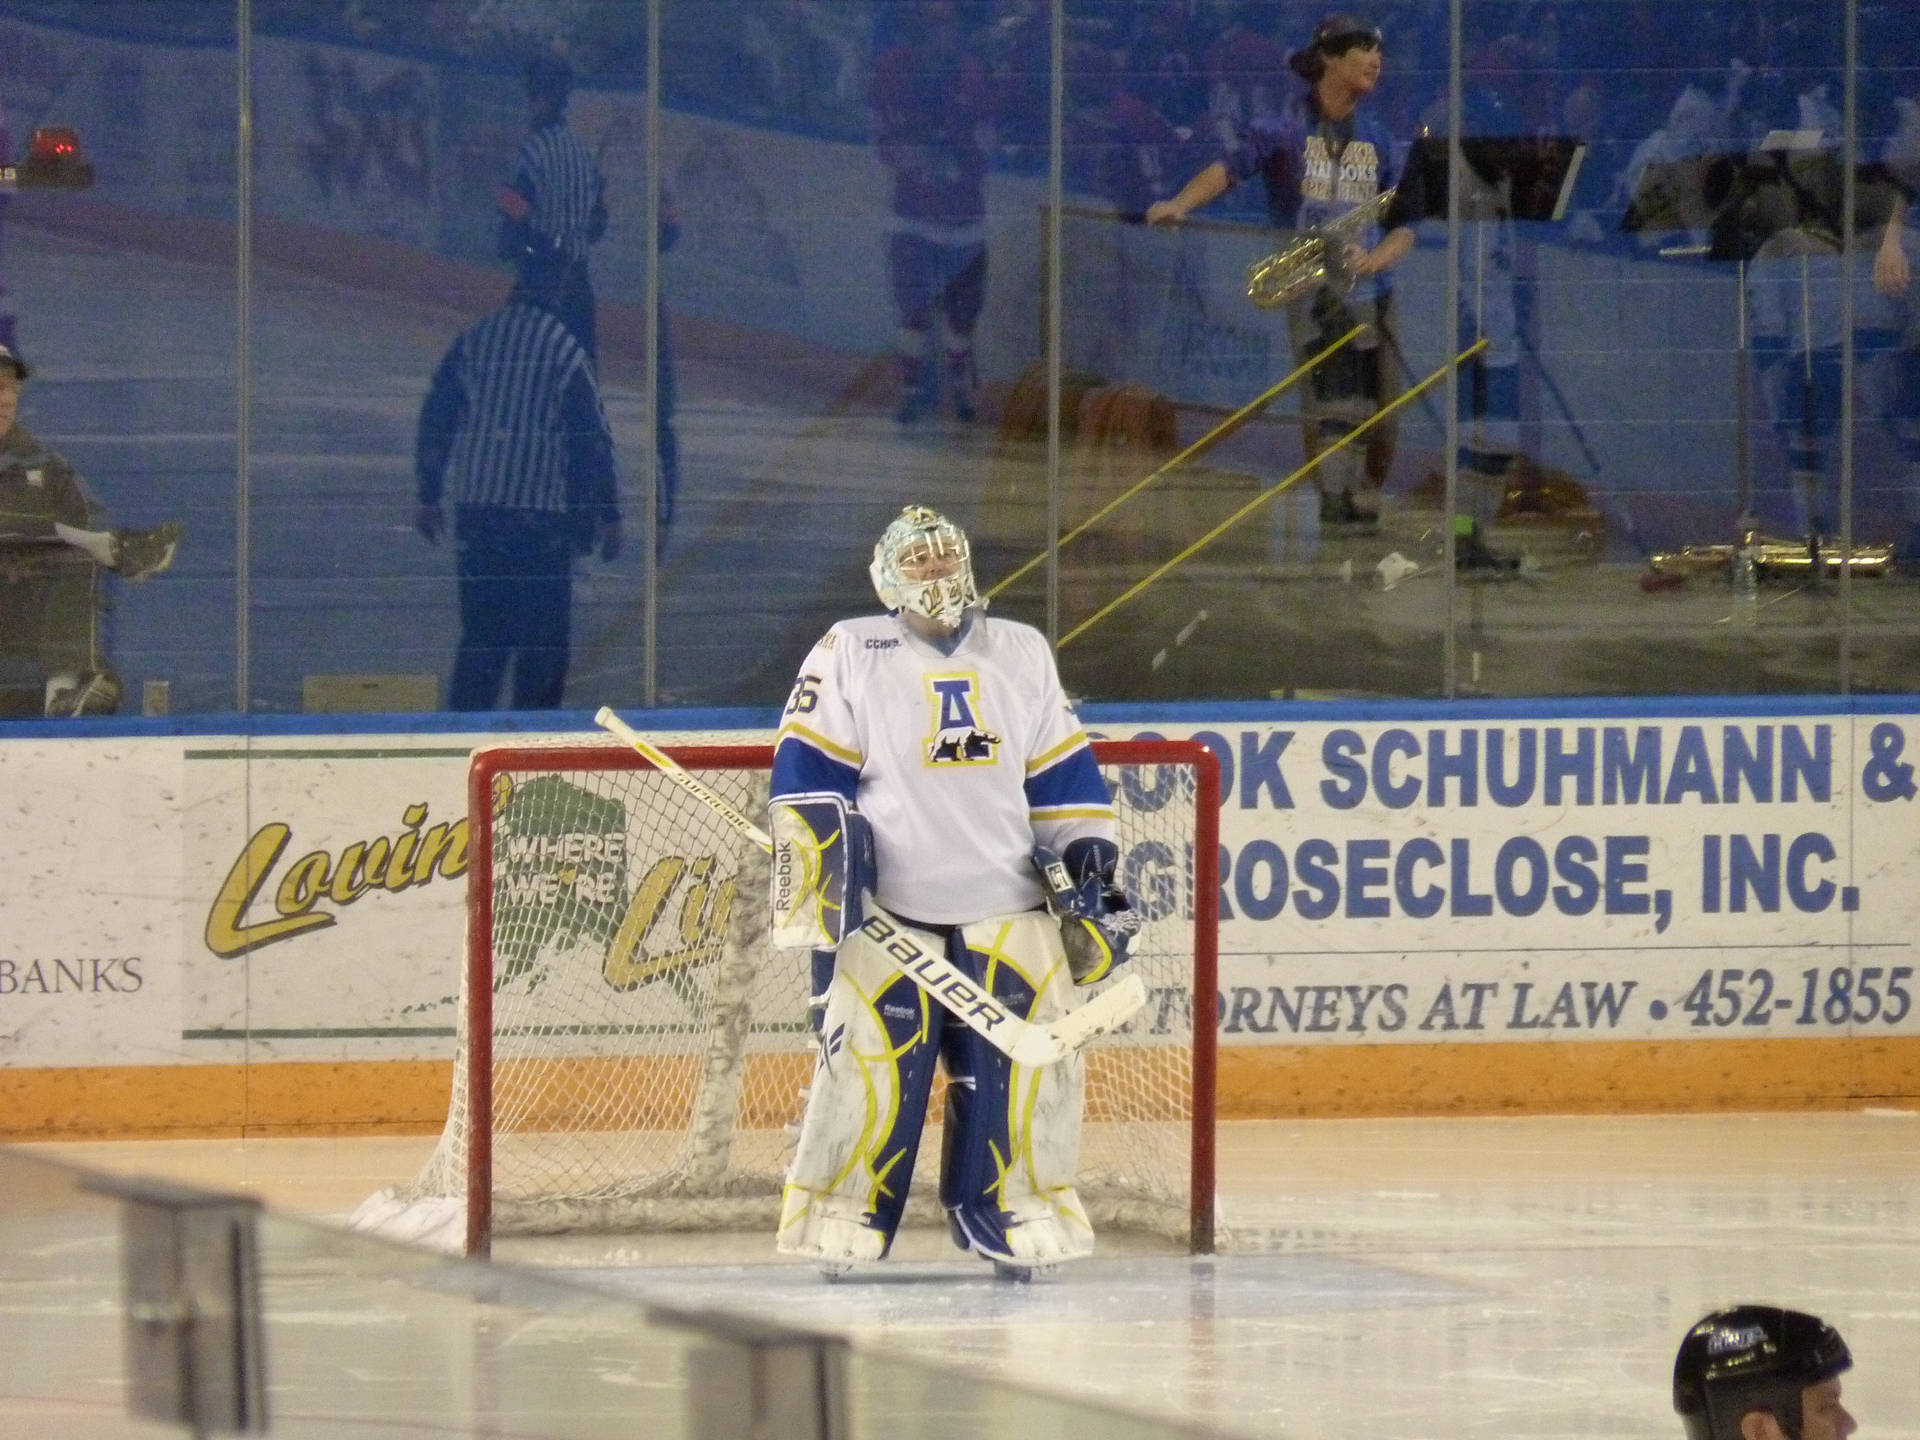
left=1032, top=837, right=1142, bottom=985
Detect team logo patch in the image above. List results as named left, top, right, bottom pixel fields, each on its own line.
left=924, top=674, right=999, bottom=765
left=930, top=726, right=999, bottom=762
left=1708, top=1325, right=1769, bottom=1356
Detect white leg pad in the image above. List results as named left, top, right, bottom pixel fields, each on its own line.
left=777, top=918, right=940, bottom=1260
left=776, top=1189, right=891, bottom=1264
left=952, top=1193, right=1094, bottom=1266
left=942, top=912, right=1096, bottom=1267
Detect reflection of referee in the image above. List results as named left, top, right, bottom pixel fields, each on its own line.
left=498, top=55, right=607, bottom=359
left=415, top=297, right=620, bottom=711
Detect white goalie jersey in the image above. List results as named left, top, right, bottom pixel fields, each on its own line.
left=769, top=610, right=1117, bottom=926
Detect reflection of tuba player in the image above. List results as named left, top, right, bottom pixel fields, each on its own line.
left=1149, top=12, right=1419, bottom=531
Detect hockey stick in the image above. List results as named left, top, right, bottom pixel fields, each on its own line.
left=593, top=708, right=1147, bottom=1066
left=986, top=323, right=1369, bottom=598
left=1059, top=338, right=1489, bottom=646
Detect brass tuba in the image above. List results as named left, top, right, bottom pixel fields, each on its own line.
left=1246, top=187, right=1398, bottom=309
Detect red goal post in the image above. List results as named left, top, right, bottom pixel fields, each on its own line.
left=444, top=737, right=1218, bottom=1258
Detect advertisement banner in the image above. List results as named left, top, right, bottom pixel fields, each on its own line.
left=1112, top=713, right=1918, bottom=1047
left=4, top=707, right=1919, bottom=1081
left=0, top=740, right=182, bottom=1067
left=172, top=727, right=767, bottom=1069
left=180, top=737, right=475, bottom=1061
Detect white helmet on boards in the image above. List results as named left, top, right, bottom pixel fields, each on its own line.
left=869, top=505, right=979, bottom=630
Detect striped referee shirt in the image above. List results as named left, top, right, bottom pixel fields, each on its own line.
left=508, top=122, right=607, bottom=264
left=415, top=302, right=617, bottom=521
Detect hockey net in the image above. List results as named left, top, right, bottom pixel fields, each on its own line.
left=366, top=737, right=1218, bottom=1257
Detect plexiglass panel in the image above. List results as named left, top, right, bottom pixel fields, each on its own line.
left=0, top=1145, right=1246, bottom=1438
left=244, top=2, right=657, bottom=713
left=4, top=0, right=1914, bottom=714
left=1049, top=2, right=1452, bottom=701
left=1843, top=1, right=1920, bottom=689
left=653, top=0, right=1053, bottom=707
left=0, top=1, right=237, bottom=718
left=1454, top=0, right=1851, bottom=697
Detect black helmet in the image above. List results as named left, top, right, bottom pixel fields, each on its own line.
left=1288, top=12, right=1383, bottom=81
left=1675, top=1307, right=1852, bottom=1440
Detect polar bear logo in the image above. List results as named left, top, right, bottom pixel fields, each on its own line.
left=928, top=726, right=1000, bottom=763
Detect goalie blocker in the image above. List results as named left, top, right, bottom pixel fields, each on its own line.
left=769, top=793, right=875, bottom=952
left=772, top=792, right=872, bottom=1036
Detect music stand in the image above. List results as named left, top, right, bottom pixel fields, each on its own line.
left=1404, top=134, right=1590, bottom=225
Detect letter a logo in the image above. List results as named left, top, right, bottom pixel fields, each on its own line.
left=925, top=675, right=1000, bottom=766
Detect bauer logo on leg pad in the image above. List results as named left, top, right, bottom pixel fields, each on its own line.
left=859, top=914, right=1009, bottom=1032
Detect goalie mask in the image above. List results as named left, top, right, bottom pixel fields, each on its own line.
left=870, top=505, right=979, bottom=630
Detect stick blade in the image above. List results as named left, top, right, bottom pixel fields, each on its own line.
left=1047, top=974, right=1148, bottom=1054
left=1006, top=1028, right=1070, bottom=1068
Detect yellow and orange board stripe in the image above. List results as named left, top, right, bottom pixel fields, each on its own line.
left=5, top=1038, right=1917, bottom=1141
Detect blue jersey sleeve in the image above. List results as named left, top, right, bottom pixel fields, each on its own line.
left=771, top=734, right=860, bottom=805
left=1223, top=107, right=1308, bottom=225
left=1024, top=738, right=1113, bottom=821
left=771, top=631, right=863, bottom=806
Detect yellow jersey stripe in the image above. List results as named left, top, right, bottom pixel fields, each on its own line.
left=1029, top=804, right=1115, bottom=820
left=777, top=722, right=863, bottom=765
left=1024, top=731, right=1090, bottom=774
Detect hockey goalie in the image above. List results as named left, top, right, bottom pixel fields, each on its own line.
left=768, top=505, right=1141, bottom=1280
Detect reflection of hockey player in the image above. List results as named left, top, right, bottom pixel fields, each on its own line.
left=1673, top=1306, right=1856, bottom=1440
left=1741, top=133, right=1908, bottom=553
left=1440, top=65, right=1530, bottom=571
left=871, top=3, right=994, bottom=424
left=0, top=344, right=179, bottom=716
left=1867, top=93, right=1918, bottom=563
left=769, top=505, right=1139, bottom=1279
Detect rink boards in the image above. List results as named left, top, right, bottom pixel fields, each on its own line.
left=2, top=697, right=1918, bottom=1136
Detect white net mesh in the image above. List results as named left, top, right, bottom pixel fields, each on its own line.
left=386, top=739, right=1209, bottom=1249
